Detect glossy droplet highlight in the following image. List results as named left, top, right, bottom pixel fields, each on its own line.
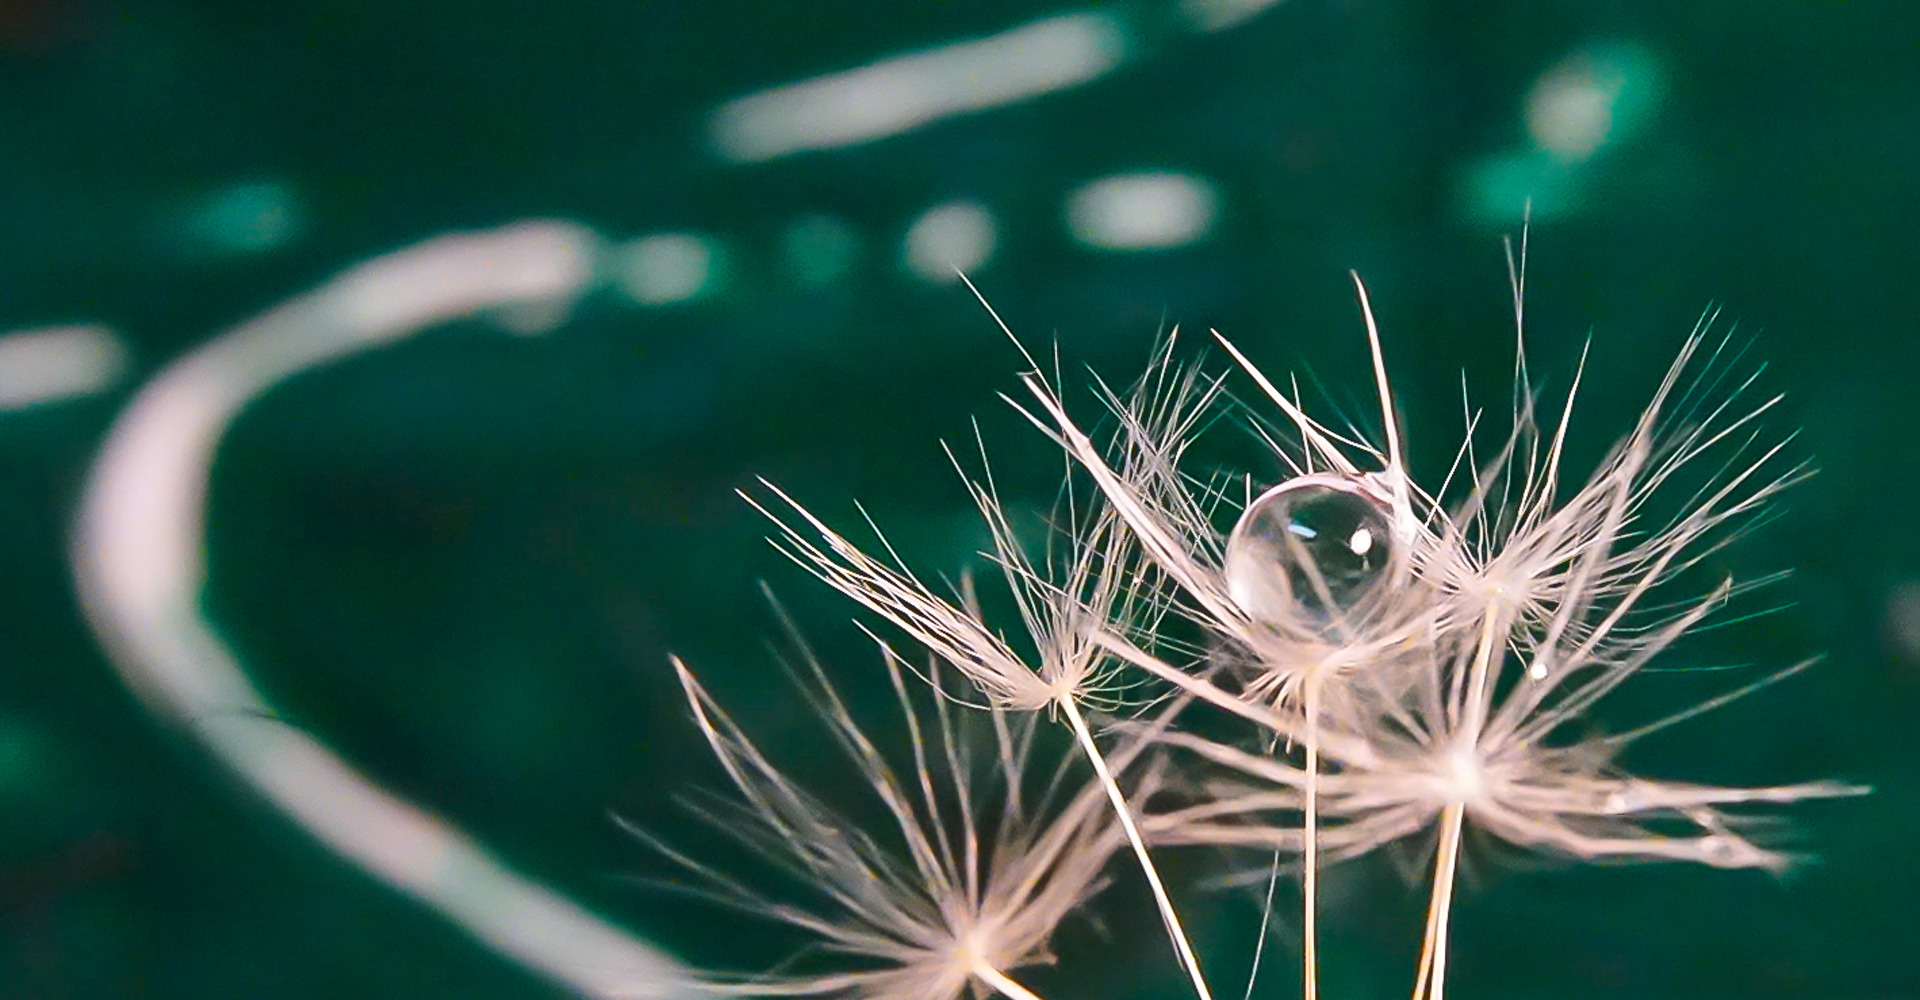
left=1225, top=477, right=1394, bottom=625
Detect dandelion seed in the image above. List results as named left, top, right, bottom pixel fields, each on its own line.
left=642, top=653, right=1124, bottom=1000
left=748, top=434, right=1217, bottom=1000
left=1008, top=279, right=1444, bottom=1000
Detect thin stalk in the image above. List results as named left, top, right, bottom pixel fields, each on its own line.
left=1242, top=733, right=1285, bottom=1000
left=1302, top=676, right=1323, bottom=1000
left=1243, top=855, right=1283, bottom=1000
left=1461, top=612, right=1504, bottom=744
left=1410, top=804, right=1466, bottom=1000
left=971, top=960, right=1051, bottom=1000
left=1413, top=614, right=1502, bottom=1000
left=1059, top=697, right=1214, bottom=1000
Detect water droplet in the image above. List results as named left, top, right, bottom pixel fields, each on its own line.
left=1225, top=477, right=1394, bottom=625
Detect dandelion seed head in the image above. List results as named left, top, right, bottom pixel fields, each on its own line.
left=648, top=656, right=1123, bottom=1000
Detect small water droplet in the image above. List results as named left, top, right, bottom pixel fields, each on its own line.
left=1226, top=476, right=1394, bottom=625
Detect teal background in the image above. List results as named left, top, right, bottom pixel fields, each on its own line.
left=1, top=1, right=1916, bottom=997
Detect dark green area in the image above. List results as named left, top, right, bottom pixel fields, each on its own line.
left=2, top=1, right=1916, bottom=997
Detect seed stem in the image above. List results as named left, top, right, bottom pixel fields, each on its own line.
left=1414, top=613, right=1502, bottom=1000
left=1242, top=736, right=1284, bottom=1000
left=971, top=961, right=1050, bottom=1000
left=975, top=963, right=1052, bottom=1000
left=1411, top=803, right=1466, bottom=1000
left=1303, top=675, right=1323, bottom=1000
left=1060, top=697, right=1214, bottom=1000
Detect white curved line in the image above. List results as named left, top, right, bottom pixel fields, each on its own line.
left=71, top=220, right=691, bottom=998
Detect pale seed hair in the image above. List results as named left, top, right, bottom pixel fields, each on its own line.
left=644, top=651, right=1123, bottom=1000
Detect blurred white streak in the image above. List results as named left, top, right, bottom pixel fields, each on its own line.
left=611, top=233, right=719, bottom=306
left=1182, top=0, right=1286, bottom=33
left=903, top=201, right=996, bottom=283
left=72, top=221, right=691, bottom=999
left=710, top=13, right=1127, bottom=163
left=0, top=324, right=128, bottom=409
left=1066, top=172, right=1219, bottom=251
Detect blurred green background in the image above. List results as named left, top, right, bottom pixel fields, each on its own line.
left=2, top=0, right=1917, bottom=997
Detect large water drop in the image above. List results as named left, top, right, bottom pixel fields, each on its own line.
left=1225, top=477, right=1394, bottom=625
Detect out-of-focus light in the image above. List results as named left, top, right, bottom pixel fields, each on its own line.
left=72, top=221, right=680, bottom=999
left=782, top=214, right=863, bottom=286
left=903, top=201, right=997, bottom=283
left=1066, top=172, right=1219, bottom=251
left=1459, top=41, right=1663, bottom=225
left=0, top=323, right=128, bottom=409
left=0, top=714, right=51, bottom=795
left=1460, top=150, right=1580, bottom=224
left=1887, top=582, right=1920, bottom=666
left=1183, top=0, right=1287, bottom=33
left=334, top=223, right=599, bottom=337
left=610, top=233, right=720, bottom=306
left=1525, top=44, right=1663, bottom=163
left=710, top=13, right=1127, bottom=163
left=181, top=180, right=303, bottom=256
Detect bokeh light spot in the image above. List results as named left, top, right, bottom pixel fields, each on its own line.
left=903, top=201, right=997, bottom=283
left=179, top=180, right=303, bottom=256
left=1525, top=43, right=1663, bottom=163
left=610, top=233, right=721, bottom=306
left=1066, top=172, right=1219, bottom=251
left=782, top=214, right=863, bottom=286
